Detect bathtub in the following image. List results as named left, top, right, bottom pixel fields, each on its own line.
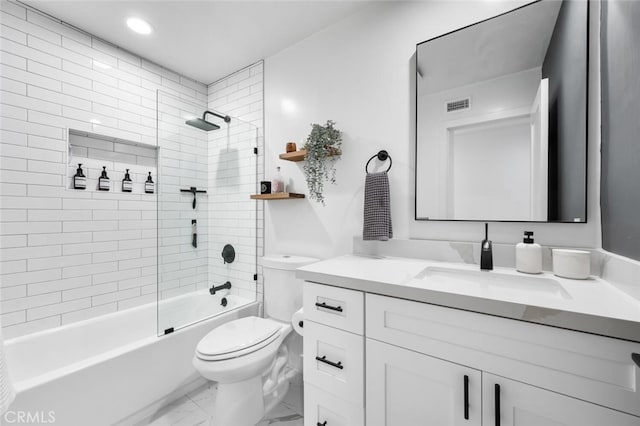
left=4, top=292, right=258, bottom=426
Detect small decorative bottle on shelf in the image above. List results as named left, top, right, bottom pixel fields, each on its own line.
left=73, top=163, right=86, bottom=189
left=272, top=166, right=285, bottom=193
left=98, top=166, right=110, bottom=191
left=145, top=172, right=154, bottom=194
left=122, top=169, right=133, bottom=192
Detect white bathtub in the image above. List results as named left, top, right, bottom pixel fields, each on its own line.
left=4, top=292, right=258, bottom=426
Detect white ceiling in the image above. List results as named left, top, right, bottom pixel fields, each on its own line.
left=22, top=0, right=374, bottom=85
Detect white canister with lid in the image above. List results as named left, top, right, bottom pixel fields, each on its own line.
left=552, top=249, right=591, bottom=279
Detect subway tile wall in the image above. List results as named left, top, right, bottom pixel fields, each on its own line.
left=0, top=1, right=214, bottom=338
left=208, top=62, right=264, bottom=304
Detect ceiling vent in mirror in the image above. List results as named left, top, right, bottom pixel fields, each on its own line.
left=445, top=97, right=470, bottom=113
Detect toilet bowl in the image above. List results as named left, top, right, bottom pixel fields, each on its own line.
left=192, top=255, right=318, bottom=426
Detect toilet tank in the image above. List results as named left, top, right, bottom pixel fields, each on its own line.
left=262, top=255, right=318, bottom=322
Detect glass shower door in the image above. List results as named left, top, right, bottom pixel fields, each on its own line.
left=156, top=90, right=257, bottom=335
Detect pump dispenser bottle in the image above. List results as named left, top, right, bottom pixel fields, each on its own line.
left=122, top=169, right=133, bottom=192
left=98, top=166, right=110, bottom=191
left=73, top=164, right=86, bottom=189
left=516, top=231, right=542, bottom=274
left=145, top=172, right=154, bottom=194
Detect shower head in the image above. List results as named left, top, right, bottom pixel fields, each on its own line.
left=185, top=110, right=231, bottom=131
left=186, top=118, right=220, bottom=131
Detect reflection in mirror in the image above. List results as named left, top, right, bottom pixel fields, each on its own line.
left=415, top=0, right=588, bottom=222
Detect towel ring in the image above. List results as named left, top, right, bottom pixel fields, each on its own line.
left=365, top=150, right=392, bottom=173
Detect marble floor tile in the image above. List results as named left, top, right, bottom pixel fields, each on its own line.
left=144, top=382, right=304, bottom=426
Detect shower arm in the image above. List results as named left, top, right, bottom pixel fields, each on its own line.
left=202, top=110, right=231, bottom=123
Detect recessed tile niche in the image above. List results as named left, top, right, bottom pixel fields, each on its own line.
left=67, top=129, right=158, bottom=194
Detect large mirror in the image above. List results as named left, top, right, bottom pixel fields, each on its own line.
left=415, top=0, right=588, bottom=222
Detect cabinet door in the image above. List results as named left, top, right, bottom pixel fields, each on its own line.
left=483, top=373, right=640, bottom=426
left=366, top=339, right=482, bottom=426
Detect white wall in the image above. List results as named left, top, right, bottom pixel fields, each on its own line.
left=0, top=1, right=208, bottom=338
left=264, top=0, right=601, bottom=259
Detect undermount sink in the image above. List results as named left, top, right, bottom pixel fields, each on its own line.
left=413, top=266, right=571, bottom=300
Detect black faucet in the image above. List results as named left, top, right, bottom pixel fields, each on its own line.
left=480, top=223, right=493, bottom=271
left=209, top=281, right=231, bottom=295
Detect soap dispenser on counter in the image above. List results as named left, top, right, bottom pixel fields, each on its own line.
left=516, top=231, right=542, bottom=274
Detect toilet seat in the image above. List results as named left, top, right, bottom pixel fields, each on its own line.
left=196, top=316, right=283, bottom=361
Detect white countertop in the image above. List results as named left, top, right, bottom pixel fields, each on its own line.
left=296, top=255, right=640, bottom=342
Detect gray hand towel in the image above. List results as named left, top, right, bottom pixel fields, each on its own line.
left=363, top=172, right=393, bottom=241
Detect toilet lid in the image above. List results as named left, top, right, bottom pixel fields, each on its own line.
left=196, top=317, right=282, bottom=360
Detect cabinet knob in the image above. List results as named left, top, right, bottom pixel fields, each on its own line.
left=632, top=353, right=640, bottom=368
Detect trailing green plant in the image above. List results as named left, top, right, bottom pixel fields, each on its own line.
left=303, top=120, right=342, bottom=205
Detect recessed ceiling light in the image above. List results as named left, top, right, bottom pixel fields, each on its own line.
left=126, top=17, right=153, bottom=35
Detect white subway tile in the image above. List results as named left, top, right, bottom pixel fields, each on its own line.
left=62, top=282, right=117, bottom=302
left=62, top=260, right=117, bottom=279
left=0, top=234, right=26, bottom=248
left=1, top=11, right=60, bottom=45
left=0, top=244, right=61, bottom=261
left=61, top=302, right=116, bottom=325
left=1, top=291, right=61, bottom=314
left=1, top=116, right=63, bottom=141
left=0, top=196, right=61, bottom=209
left=27, top=297, right=90, bottom=321
left=92, top=267, right=139, bottom=285
left=1, top=268, right=60, bottom=287
left=1, top=310, right=25, bottom=327
left=4, top=37, right=62, bottom=68
left=28, top=232, right=91, bottom=246
left=0, top=259, right=26, bottom=275
left=92, top=248, right=140, bottom=264
left=63, top=241, right=117, bottom=256
left=62, top=82, right=117, bottom=108
left=1, top=221, right=61, bottom=235
left=0, top=285, right=26, bottom=301
left=1, top=63, right=61, bottom=92
left=0, top=50, right=26, bottom=69
left=92, top=287, right=139, bottom=306
left=28, top=275, right=90, bottom=296
left=27, top=85, right=91, bottom=112
left=26, top=10, right=91, bottom=47
left=117, top=293, right=155, bottom=310
left=63, top=220, right=117, bottom=233
left=0, top=156, right=27, bottom=170
left=1, top=76, right=27, bottom=95
left=2, top=316, right=61, bottom=339
left=28, top=253, right=91, bottom=271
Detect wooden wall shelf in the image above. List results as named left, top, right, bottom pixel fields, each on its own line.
left=279, top=149, right=307, bottom=162
left=279, top=149, right=341, bottom=162
left=250, top=193, right=305, bottom=200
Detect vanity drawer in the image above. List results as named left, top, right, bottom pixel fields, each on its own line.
left=303, top=281, right=364, bottom=334
left=303, top=320, right=364, bottom=405
left=304, top=384, right=364, bottom=426
left=366, top=293, right=640, bottom=417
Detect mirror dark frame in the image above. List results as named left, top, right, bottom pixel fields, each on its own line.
left=414, top=0, right=589, bottom=223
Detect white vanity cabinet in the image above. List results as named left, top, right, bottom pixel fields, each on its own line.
left=367, top=338, right=482, bottom=426
left=302, top=282, right=365, bottom=426
left=366, top=293, right=640, bottom=425
left=302, top=282, right=640, bottom=425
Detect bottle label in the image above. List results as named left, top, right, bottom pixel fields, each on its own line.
left=74, top=176, right=86, bottom=189
left=145, top=182, right=154, bottom=193
left=122, top=181, right=132, bottom=192
left=99, top=179, right=110, bottom=191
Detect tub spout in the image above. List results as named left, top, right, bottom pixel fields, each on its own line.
left=209, top=281, right=231, bottom=295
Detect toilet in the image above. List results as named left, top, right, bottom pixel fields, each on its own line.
left=193, top=255, right=317, bottom=426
